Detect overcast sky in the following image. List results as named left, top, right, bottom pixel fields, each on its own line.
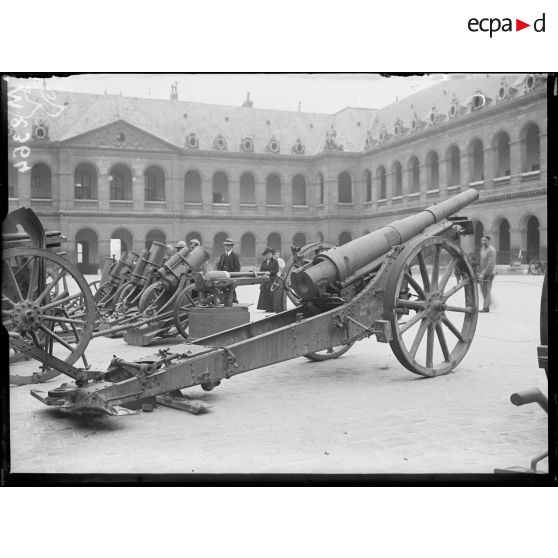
left=7, top=73, right=450, bottom=114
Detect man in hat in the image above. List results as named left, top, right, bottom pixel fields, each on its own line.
left=217, top=238, right=241, bottom=302
left=478, top=235, right=496, bottom=312
left=175, top=240, right=187, bottom=252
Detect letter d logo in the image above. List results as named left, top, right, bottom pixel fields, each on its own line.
left=534, top=13, right=545, bottom=32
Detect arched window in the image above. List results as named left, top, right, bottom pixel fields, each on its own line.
left=109, top=164, right=132, bottom=200
left=31, top=163, right=52, bottom=198
left=184, top=170, right=202, bottom=202
left=376, top=166, right=387, bottom=200
left=392, top=162, right=402, bottom=197
left=267, top=232, right=282, bottom=253
left=145, top=166, right=166, bottom=201
left=408, top=156, right=420, bottom=193
left=266, top=174, right=282, bottom=205
left=496, top=218, right=510, bottom=264
left=8, top=164, right=18, bottom=198
left=364, top=170, right=372, bottom=202
left=75, top=228, right=99, bottom=274
left=111, top=228, right=134, bottom=259
left=426, top=151, right=439, bottom=189
left=447, top=145, right=461, bottom=187
left=145, top=229, right=166, bottom=249
left=339, top=231, right=352, bottom=245
left=338, top=171, right=352, bottom=203
left=469, top=139, right=484, bottom=182
left=292, top=175, right=307, bottom=206
left=526, top=216, right=540, bottom=261
left=293, top=232, right=307, bottom=247
left=212, top=171, right=229, bottom=204
left=240, top=232, right=256, bottom=259
left=74, top=163, right=98, bottom=199
left=521, top=123, right=540, bottom=172
left=240, top=172, right=256, bottom=204
left=493, top=132, right=511, bottom=177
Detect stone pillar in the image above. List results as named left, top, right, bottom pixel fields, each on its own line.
left=56, top=155, right=73, bottom=211
left=419, top=164, right=427, bottom=203
left=461, top=152, right=472, bottom=187
left=483, top=146, right=495, bottom=191
left=540, top=133, right=548, bottom=176
left=539, top=226, right=547, bottom=260
left=98, top=239, right=112, bottom=267
left=98, top=170, right=110, bottom=210
left=306, top=176, right=317, bottom=215
left=255, top=176, right=266, bottom=213
left=168, top=158, right=182, bottom=213
left=283, top=176, right=293, bottom=216
left=325, top=177, right=337, bottom=211
left=201, top=175, right=212, bottom=213
left=439, top=157, right=449, bottom=197
left=509, top=228, right=523, bottom=263
left=509, top=140, right=521, bottom=186
left=132, top=164, right=144, bottom=210
left=385, top=171, right=393, bottom=208
left=18, top=168, right=31, bottom=204
left=229, top=179, right=240, bottom=213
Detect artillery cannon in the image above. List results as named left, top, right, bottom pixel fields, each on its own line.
left=28, top=189, right=481, bottom=417
left=112, top=241, right=168, bottom=312
left=4, top=208, right=96, bottom=385
left=172, top=270, right=272, bottom=337
left=95, top=251, right=139, bottom=310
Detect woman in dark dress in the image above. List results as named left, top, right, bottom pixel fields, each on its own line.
left=257, top=247, right=279, bottom=312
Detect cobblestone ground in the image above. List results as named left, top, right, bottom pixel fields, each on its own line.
left=8, top=275, right=548, bottom=475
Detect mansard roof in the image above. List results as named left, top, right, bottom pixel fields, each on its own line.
left=11, top=74, right=543, bottom=155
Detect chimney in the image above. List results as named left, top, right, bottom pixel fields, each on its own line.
left=170, top=82, right=178, bottom=101
left=242, top=91, right=253, bottom=108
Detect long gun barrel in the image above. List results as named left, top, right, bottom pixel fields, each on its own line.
left=291, top=188, right=479, bottom=301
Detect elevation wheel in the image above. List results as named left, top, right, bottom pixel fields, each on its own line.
left=138, top=281, right=172, bottom=314
left=383, top=236, right=478, bottom=377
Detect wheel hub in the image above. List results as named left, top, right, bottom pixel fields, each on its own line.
left=11, top=300, right=44, bottom=330
left=424, top=291, right=445, bottom=321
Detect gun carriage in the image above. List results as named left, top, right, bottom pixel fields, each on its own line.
left=3, top=208, right=96, bottom=384
left=27, top=189, right=481, bottom=417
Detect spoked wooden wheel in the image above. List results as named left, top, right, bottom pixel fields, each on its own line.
left=304, top=343, right=354, bottom=361
left=3, top=247, right=95, bottom=366
left=383, top=237, right=478, bottom=377
left=282, top=242, right=337, bottom=307
left=173, top=284, right=202, bottom=338
left=138, top=281, right=172, bottom=314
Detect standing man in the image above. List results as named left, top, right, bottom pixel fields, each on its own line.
left=217, top=238, right=241, bottom=302
left=479, top=235, right=496, bottom=313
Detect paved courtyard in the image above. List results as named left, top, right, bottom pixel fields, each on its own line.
left=7, top=274, right=548, bottom=475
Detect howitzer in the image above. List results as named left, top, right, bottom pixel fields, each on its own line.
left=95, top=251, right=139, bottom=310
left=112, top=241, right=168, bottom=312
left=29, top=189, right=480, bottom=417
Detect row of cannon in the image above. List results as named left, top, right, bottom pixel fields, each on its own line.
left=4, top=208, right=325, bottom=384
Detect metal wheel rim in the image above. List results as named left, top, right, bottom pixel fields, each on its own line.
left=383, top=237, right=478, bottom=377
left=3, top=247, right=95, bottom=365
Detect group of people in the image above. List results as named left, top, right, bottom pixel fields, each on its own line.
left=175, top=237, right=286, bottom=312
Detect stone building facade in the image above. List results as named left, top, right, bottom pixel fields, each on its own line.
left=6, top=74, right=547, bottom=273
